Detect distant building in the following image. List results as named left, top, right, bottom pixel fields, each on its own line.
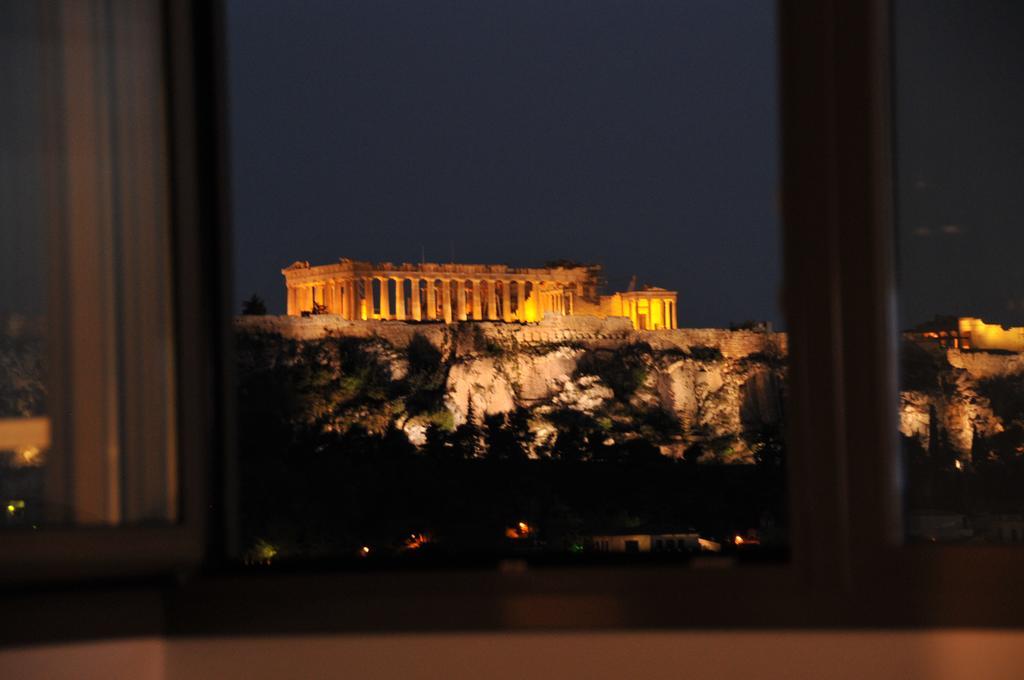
left=282, top=258, right=678, bottom=330
left=907, top=512, right=973, bottom=542
left=907, top=315, right=1024, bottom=352
left=905, top=315, right=963, bottom=349
left=974, top=514, right=1024, bottom=544
left=587, top=530, right=719, bottom=554
left=957, top=317, right=1024, bottom=352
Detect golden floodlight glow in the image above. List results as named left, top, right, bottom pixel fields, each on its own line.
left=404, top=533, right=430, bottom=550
left=734, top=534, right=744, bottom=545
left=506, top=521, right=533, bottom=540
left=360, top=545, right=371, bottom=556
left=281, top=259, right=678, bottom=329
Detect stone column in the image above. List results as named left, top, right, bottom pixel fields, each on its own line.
left=287, top=286, right=297, bottom=316
left=426, top=279, right=437, bottom=320
left=501, top=280, right=512, bottom=322
left=394, top=277, right=406, bottom=320
left=348, top=281, right=358, bottom=320
left=487, top=280, right=498, bottom=320
left=568, top=291, right=574, bottom=315
left=363, top=277, right=374, bottom=320
left=411, top=278, right=423, bottom=321
left=378, top=276, right=391, bottom=319
left=535, top=281, right=545, bottom=318
left=441, top=279, right=453, bottom=323
left=471, top=280, right=483, bottom=320
left=516, top=281, right=528, bottom=322
left=456, top=280, right=467, bottom=321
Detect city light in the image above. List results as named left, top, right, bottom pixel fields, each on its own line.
left=403, top=533, right=430, bottom=550
left=5, top=500, right=25, bottom=518
left=505, top=521, right=532, bottom=540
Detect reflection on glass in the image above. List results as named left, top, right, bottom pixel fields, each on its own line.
left=895, top=1, right=1024, bottom=543
left=229, top=1, right=786, bottom=564
left=0, top=0, right=177, bottom=527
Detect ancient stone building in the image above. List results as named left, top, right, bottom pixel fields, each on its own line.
left=907, top=316, right=1024, bottom=353
left=282, top=258, right=678, bottom=330
left=957, top=317, right=1024, bottom=352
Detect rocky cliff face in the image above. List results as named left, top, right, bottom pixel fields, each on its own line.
left=235, top=315, right=787, bottom=463
left=899, top=340, right=1024, bottom=458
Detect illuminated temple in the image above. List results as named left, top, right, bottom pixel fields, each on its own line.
left=283, top=258, right=679, bottom=330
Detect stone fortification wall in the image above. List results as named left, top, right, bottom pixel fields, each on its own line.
left=946, top=348, right=1024, bottom=379
left=235, top=314, right=788, bottom=463
left=234, top=314, right=786, bottom=357
left=235, top=315, right=449, bottom=346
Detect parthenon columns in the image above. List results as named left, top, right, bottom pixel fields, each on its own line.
left=516, top=281, right=528, bottom=322
left=393, top=277, right=406, bottom=320
left=456, top=280, right=467, bottom=321
left=501, top=281, right=512, bottom=322
left=282, top=258, right=681, bottom=328
left=287, top=287, right=298, bottom=315
left=426, top=279, right=437, bottom=320
left=441, top=279, right=452, bottom=323
left=411, top=278, right=422, bottom=321
left=376, top=276, right=389, bottom=319
left=362, top=277, right=373, bottom=320
left=487, top=281, right=498, bottom=320
left=471, top=280, right=483, bottom=321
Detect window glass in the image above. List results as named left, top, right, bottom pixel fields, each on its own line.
left=895, top=0, right=1024, bottom=543
left=228, top=0, right=785, bottom=564
left=0, top=0, right=177, bottom=527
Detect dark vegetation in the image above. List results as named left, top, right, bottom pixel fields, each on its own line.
left=902, top=351, right=1024, bottom=521
left=241, top=293, right=267, bottom=315
left=575, top=344, right=650, bottom=399
left=0, top=327, right=45, bottom=418
left=237, top=331, right=787, bottom=562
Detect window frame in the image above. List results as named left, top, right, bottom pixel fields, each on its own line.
left=13, top=0, right=1017, bottom=642
left=0, top=0, right=216, bottom=583
left=166, top=0, right=869, bottom=634
left=839, top=0, right=1024, bottom=628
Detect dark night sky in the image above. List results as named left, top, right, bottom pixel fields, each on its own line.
left=227, top=1, right=1024, bottom=332
left=226, top=0, right=781, bottom=328
left=894, top=0, right=1024, bottom=329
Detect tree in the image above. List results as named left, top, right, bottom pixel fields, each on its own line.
left=747, top=422, right=785, bottom=470
left=423, top=423, right=453, bottom=460
left=450, top=401, right=483, bottom=459
left=484, top=412, right=528, bottom=461
left=242, top=294, right=267, bottom=315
